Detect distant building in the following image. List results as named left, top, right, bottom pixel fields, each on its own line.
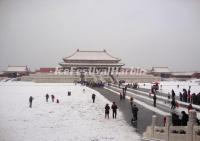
left=4, top=66, right=29, bottom=77
left=37, top=68, right=56, bottom=73
left=192, top=72, right=200, bottom=79
left=119, top=67, right=147, bottom=75
left=170, top=72, right=200, bottom=80
left=150, top=67, right=171, bottom=77
left=59, top=49, right=124, bottom=74
left=171, top=72, right=194, bottom=80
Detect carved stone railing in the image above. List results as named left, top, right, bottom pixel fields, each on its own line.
left=143, top=110, right=200, bottom=141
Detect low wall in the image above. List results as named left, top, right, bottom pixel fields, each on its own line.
left=116, top=75, right=161, bottom=83
left=21, top=73, right=80, bottom=83
left=143, top=111, right=200, bottom=141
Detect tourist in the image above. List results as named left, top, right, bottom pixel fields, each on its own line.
left=163, top=116, right=166, bottom=126
left=197, top=93, right=200, bottom=105
left=122, top=88, right=126, bottom=99
left=187, top=90, right=191, bottom=103
left=29, top=96, right=34, bottom=108
left=105, top=104, right=110, bottom=119
left=125, top=85, right=127, bottom=92
left=130, top=97, right=134, bottom=106
left=92, top=94, right=96, bottom=103
left=153, top=94, right=156, bottom=107
left=181, top=111, right=189, bottom=126
left=172, top=113, right=181, bottom=126
left=187, top=104, right=193, bottom=112
left=171, top=99, right=176, bottom=109
left=111, top=102, right=118, bottom=119
left=56, top=99, right=59, bottom=103
left=45, top=94, right=49, bottom=102
left=83, top=89, right=85, bottom=93
left=119, top=92, right=123, bottom=100
left=51, top=95, right=55, bottom=102
left=179, top=92, right=183, bottom=101
left=131, top=104, right=139, bottom=121
left=183, top=89, right=187, bottom=102
left=167, top=93, right=170, bottom=99
left=171, top=89, right=175, bottom=100
left=68, top=91, right=71, bottom=96
left=191, top=93, right=196, bottom=104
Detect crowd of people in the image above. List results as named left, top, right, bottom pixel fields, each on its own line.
left=28, top=82, right=199, bottom=127
left=179, top=88, right=200, bottom=105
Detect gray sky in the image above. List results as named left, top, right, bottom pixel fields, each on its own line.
left=0, top=0, right=200, bottom=71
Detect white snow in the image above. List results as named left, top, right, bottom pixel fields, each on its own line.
left=0, top=82, right=140, bottom=141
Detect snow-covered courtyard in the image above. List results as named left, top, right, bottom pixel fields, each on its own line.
left=0, top=82, right=140, bottom=141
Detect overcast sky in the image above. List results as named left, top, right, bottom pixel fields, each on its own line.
left=0, top=0, right=200, bottom=71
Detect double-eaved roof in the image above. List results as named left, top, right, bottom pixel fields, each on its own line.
left=63, top=49, right=121, bottom=61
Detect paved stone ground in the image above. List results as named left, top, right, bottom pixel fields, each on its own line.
left=94, top=87, right=163, bottom=134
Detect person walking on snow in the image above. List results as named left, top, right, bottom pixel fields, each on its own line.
left=45, top=94, right=49, bottom=102
left=111, top=102, right=118, bottom=119
left=56, top=99, right=59, bottom=103
left=153, top=94, right=157, bottom=107
left=119, top=92, right=123, bottom=100
left=105, top=104, right=110, bottom=119
left=131, top=104, right=139, bottom=121
left=92, top=94, right=96, bottom=103
left=29, top=96, right=34, bottom=108
left=130, top=97, right=134, bottom=106
left=51, top=95, right=55, bottom=102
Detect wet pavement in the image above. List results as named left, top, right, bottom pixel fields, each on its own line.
left=94, top=87, right=163, bottom=134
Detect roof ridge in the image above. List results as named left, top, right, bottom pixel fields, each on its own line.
left=105, top=51, right=121, bottom=61
left=77, top=49, right=106, bottom=52
left=63, top=49, right=121, bottom=61
left=8, top=65, right=27, bottom=67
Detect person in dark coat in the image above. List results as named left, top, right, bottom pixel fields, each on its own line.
left=122, top=88, right=126, bottom=99
left=153, top=94, right=157, bottom=107
left=51, top=95, right=55, bottom=102
left=171, top=89, right=175, bottom=100
left=45, top=94, right=49, bottom=102
left=187, top=91, right=191, bottom=103
left=92, top=94, right=96, bottom=103
left=105, top=104, right=110, bottom=119
left=172, top=113, right=181, bottom=126
left=111, top=102, right=118, bottom=119
left=131, top=104, right=139, bottom=121
left=179, top=92, right=183, bottom=101
left=191, top=93, right=196, bottom=104
left=119, top=92, right=123, bottom=100
left=56, top=99, right=59, bottom=103
left=181, top=111, right=189, bottom=126
left=197, top=93, right=200, bottom=105
left=29, top=96, right=34, bottom=108
left=125, top=85, right=127, bottom=92
left=130, top=97, right=134, bottom=106
left=171, top=99, right=176, bottom=109
left=183, top=89, right=187, bottom=102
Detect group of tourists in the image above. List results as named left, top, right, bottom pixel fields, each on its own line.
left=28, top=93, right=61, bottom=108
left=105, top=102, right=118, bottom=119
left=179, top=88, right=200, bottom=105
left=171, top=111, right=189, bottom=126
left=119, top=86, right=127, bottom=100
